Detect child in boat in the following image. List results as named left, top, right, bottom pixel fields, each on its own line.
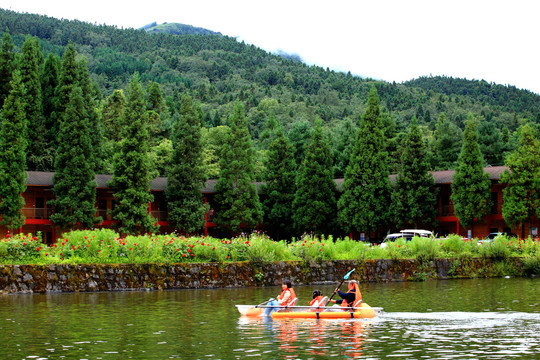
left=264, top=279, right=296, bottom=316
left=329, top=280, right=362, bottom=307
left=309, top=290, right=324, bottom=306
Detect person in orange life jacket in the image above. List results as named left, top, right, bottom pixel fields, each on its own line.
left=329, top=280, right=362, bottom=307
left=309, top=290, right=324, bottom=306
left=265, top=280, right=296, bottom=316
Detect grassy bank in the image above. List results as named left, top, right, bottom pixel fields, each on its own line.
left=1, top=230, right=539, bottom=274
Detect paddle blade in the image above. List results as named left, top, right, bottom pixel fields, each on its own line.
left=343, top=268, right=355, bottom=280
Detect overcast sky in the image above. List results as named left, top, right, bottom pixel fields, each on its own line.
left=2, top=0, right=539, bottom=94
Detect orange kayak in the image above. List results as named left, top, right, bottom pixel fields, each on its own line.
left=236, top=303, right=379, bottom=319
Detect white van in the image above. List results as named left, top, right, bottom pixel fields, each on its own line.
left=380, top=229, right=433, bottom=248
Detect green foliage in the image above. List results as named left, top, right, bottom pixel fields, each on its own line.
left=77, top=57, right=104, bottom=172
left=429, top=113, right=463, bottom=170
left=392, top=118, right=438, bottom=228
left=0, top=70, right=27, bottom=229
left=478, top=120, right=504, bottom=166
left=478, top=236, right=512, bottom=261
left=0, top=233, right=43, bottom=262
left=41, top=53, right=60, bottom=153
left=522, top=254, right=540, bottom=276
left=1, top=229, right=539, bottom=267
left=109, top=74, right=158, bottom=235
left=338, top=86, right=391, bottom=237
left=293, top=118, right=337, bottom=235
left=166, top=94, right=209, bottom=233
left=329, top=117, right=357, bottom=177
left=49, top=86, right=100, bottom=229
left=500, top=124, right=540, bottom=230
left=214, top=102, right=263, bottom=233
left=261, top=124, right=297, bottom=240
left=144, top=22, right=222, bottom=36
left=451, top=115, right=492, bottom=229
left=19, top=35, right=47, bottom=171
left=0, top=29, right=16, bottom=107
left=289, top=233, right=334, bottom=262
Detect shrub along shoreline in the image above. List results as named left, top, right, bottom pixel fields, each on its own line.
left=0, top=229, right=539, bottom=276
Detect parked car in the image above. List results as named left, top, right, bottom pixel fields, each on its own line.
left=478, top=232, right=517, bottom=244
left=380, top=229, right=433, bottom=247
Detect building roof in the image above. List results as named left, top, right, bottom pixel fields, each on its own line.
left=26, top=166, right=507, bottom=193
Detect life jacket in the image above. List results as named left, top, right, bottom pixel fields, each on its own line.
left=340, top=283, right=362, bottom=307
left=278, top=288, right=296, bottom=306
left=309, top=296, right=324, bottom=306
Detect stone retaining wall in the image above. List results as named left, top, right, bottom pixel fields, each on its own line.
left=0, top=257, right=526, bottom=294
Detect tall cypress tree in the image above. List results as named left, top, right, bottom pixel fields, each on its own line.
left=0, top=71, right=27, bottom=230
left=338, top=86, right=391, bottom=240
left=41, top=53, right=60, bottom=169
left=292, top=118, right=336, bottom=235
left=101, top=90, right=127, bottom=142
left=49, top=86, right=99, bottom=229
left=55, top=43, right=79, bottom=115
left=19, top=36, right=46, bottom=170
left=392, top=118, right=438, bottom=228
left=166, top=94, right=208, bottom=233
left=109, top=74, right=157, bottom=235
left=500, top=124, right=540, bottom=235
left=261, top=123, right=297, bottom=240
left=51, top=43, right=79, bottom=152
left=330, top=117, right=357, bottom=178
left=214, top=101, right=262, bottom=233
left=0, top=29, right=16, bottom=107
left=451, top=114, right=492, bottom=233
left=78, top=58, right=104, bottom=172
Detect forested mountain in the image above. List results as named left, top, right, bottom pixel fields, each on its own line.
left=0, top=8, right=539, bottom=177
left=142, top=22, right=222, bottom=36
left=405, top=76, right=540, bottom=116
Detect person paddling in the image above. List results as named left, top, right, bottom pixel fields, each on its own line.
left=265, top=279, right=296, bottom=316
left=329, top=280, right=362, bottom=308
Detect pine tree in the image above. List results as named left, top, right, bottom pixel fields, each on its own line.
left=214, top=102, right=262, bottom=233
left=500, top=124, right=540, bottom=234
left=293, top=118, right=336, bottom=235
left=49, top=86, right=100, bottom=229
left=0, top=29, right=16, bottom=107
left=258, top=113, right=278, bottom=150
left=41, top=53, right=60, bottom=168
left=478, top=120, right=504, bottom=166
left=78, top=58, right=104, bottom=172
left=166, top=94, right=209, bottom=233
left=287, top=119, right=312, bottom=167
left=330, top=117, right=357, bottom=178
left=450, top=115, right=492, bottom=232
left=261, top=123, right=297, bottom=240
left=337, top=86, right=391, bottom=240
left=429, top=113, right=463, bottom=170
left=55, top=43, right=79, bottom=115
left=19, top=36, right=46, bottom=170
left=0, top=70, right=27, bottom=230
left=392, top=118, right=438, bottom=228
left=109, top=74, right=157, bottom=235
left=101, top=90, right=127, bottom=142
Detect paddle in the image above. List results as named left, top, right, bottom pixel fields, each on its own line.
left=328, top=268, right=355, bottom=302
left=255, top=298, right=274, bottom=308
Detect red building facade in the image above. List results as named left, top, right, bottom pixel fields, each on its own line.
left=0, top=166, right=537, bottom=242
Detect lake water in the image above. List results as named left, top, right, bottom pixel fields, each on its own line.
left=1, top=278, right=539, bottom=359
